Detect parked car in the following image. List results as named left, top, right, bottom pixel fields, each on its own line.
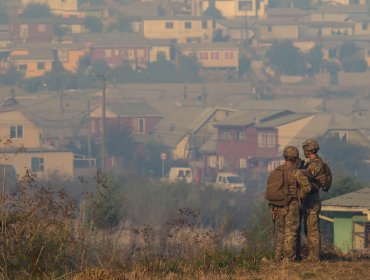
left=214, top=172, right=246, bottom=192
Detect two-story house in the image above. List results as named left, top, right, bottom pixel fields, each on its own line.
left=84, top=33, right=171, bottom=69
left=142, top=16, right=213, bottom=43
left=201, top=110, right=304, bottom=182
left=0, top=94, right=95, bottom=179
left=20, top=0, right=78, bottom=16
left=178, top=42, right=239, bottom=72
left=90, top=100, right=163, bottom=169
left=8, top=45, right=53, bottom=78
left=9, top=19, right=53, bottom=43
left=90, top=100, right=163, bottom=138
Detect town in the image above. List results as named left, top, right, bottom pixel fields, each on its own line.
left=0, top=0, right=370, bottom=278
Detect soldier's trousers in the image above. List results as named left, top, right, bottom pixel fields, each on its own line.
left=302, top=198, right=321, bottom=260
left=274, top=200, right=300, bottom=260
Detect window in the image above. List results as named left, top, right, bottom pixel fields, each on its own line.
left=105, top=49, right=112, bottom=58
left=165, top=22, right=174, bottom=29
left=138, top=118, right=145, bottom=134
left=267, top=133, right=276, bottom=148
left=208, top=156, right=217, bottom=167
left=240, top=158, right=247, bottom=168
left=31, top=157, right=44, bottom=172
left=202, top=20, right=208, bottom=29
left=258, top=132, right=267, bottom=147
left=38, top=24, right=46, bottom=32
left=37, top=62, right=45, bottom=70
left=218, top=157, right=224, bottom=170
left=185, top=22, right=192, bottom=29
left=10, top=125, right=23, bottom=139
left=258, top=132, right=276, bottom=148
left=220, top=131, right=232, bottom=141
left=237, top=131, right=245, bottom=141
left=238, top=0, right=253, bottom=11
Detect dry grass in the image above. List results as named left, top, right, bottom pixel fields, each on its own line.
left=71, top=260, right=370, bottom=280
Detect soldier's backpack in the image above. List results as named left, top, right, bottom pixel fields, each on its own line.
left=265, top=164, right=291, bottom=207
left=318, top=161, right=332, bottom=192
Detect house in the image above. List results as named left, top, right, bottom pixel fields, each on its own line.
left=83, top=33, right=171, bottom=69
left=53, top=42, right=87, bottom=72
left=0, top=94, right=95, bottom=179
left=153, top=106, right=235, bottom=160
left=8, top=46, right=53, bottom=78
left=89, top=99, right=163, bottom=169
left=255, top=19, right=301, bottom=40
left=200, top=0, right=268, bottom=18
left=89, top=100, right=163, bottom=138
left=215, top=19, right=254, bottom=42
left=20, top=0, right=78, bottom=16
left=266, top=7, right=310, bottom=22
left=201, top=110, right=290, bottom=182
left=321, top=188, right=370, bottom=253
left=309, top=5, right=367, bottom=22
left=178, top=42, right=239, bottom=71
left=9, top=19, right=54, bottom=43
left=142, top=16, right=213, bottom=43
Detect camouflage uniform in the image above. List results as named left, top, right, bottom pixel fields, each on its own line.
left=274, top=164, right=311, bottom=261
left=302, top=156, right=324, bottom=261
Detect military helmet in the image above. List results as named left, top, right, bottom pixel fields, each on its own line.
left=283, top=146, right=299, bottom=159
left=302, top=139, right=319, bottom=153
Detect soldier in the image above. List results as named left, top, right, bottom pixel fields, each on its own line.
left=271, top=146, right=311, bottom=262
left=301, top=139, right=324, bottom=261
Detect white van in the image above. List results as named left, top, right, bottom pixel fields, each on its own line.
left=168, top=167, right=193, bottom=184
left=214, top=172, right=246, bottom=192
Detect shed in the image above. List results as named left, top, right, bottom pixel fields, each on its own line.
left=321, top=188, right=370, bottom=253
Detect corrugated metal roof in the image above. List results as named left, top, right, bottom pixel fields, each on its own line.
left=322, top=188, right=370, bottom=208
left=256, top=113, right=313, bottom=128
left=107, top=101, right=162, bottom=117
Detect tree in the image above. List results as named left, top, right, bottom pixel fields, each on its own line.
left=341, top=56, right=368, bottom=72
left=0, top=66, right=21, bottom=85
left=90, top=59, right=110, bottom=77
left=110, top=63, right=136, bottom=84
left=83, top=16, right=103, bottom=33
left=305, top=45, right=323, bottom=75
left=157, top=5, right=167, bottom=17
left=106, top=125, right=137, bottom=167
left=318, top=136, right=370, bottom=181
left=140, top=137, right=173, bottom=177
left=146, top=53, right=178, bottom=83
left=339, top=42, right=357, bottom=62
left=321, top=175, right=366, bottom=200
left=337, top=42, right=367, bottom=72
left=266, top=41, right=306, bottom=76
left=109, top=14, right=133, bottom=33
left=238, top=57, right=251, bottom=78
left=22, top=3, right=51, bottom=18
left=177, top=54, right=200, bottom=83
left=203, top=0, right=223, bottom=19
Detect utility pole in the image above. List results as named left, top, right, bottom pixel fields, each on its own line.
left=87, top=98, right=92, bottom=164
left=98, top=73, right=107, bottom=172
